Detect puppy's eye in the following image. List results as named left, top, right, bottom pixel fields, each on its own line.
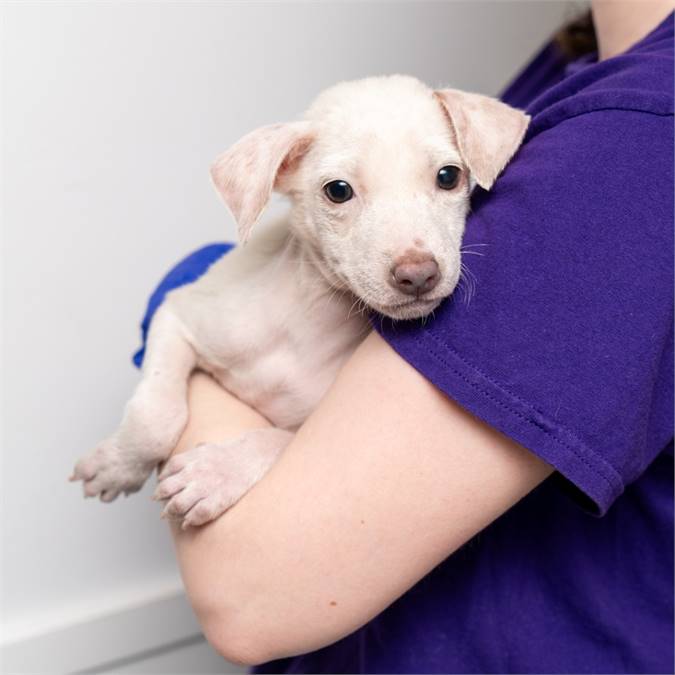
left=436, top=165, right=461, bottom=190
left=324, top=180, right=353, bottom=203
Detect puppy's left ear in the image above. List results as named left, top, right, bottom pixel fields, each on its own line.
left=434, top=89, right=530, bottom=191
left=210, top=121, right=314, bottom=244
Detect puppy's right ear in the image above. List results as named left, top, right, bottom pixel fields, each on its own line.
left=210, top=121, right=314, bottom=244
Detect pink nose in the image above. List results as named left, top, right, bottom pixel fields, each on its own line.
left=390, top=256, right=440, bottom=296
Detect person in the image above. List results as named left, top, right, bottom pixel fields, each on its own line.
left=134, top=2, right=674, bottom=672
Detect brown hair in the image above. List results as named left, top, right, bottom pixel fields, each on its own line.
left=554, top=10, right=598, bottom=61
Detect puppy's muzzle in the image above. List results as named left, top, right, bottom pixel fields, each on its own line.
left=390, top=255, right=440, bottom=296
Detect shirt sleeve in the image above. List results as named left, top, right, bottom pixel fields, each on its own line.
left=375, top=109, right=674, bottom=515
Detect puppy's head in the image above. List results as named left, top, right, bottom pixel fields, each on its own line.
left=211, top=75, right=529, bottom=319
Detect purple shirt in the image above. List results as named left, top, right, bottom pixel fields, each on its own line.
left=137, top=15, right=673, bottom=674
left=255, top=16, right=674, bottom=674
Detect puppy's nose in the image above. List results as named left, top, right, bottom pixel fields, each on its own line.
left=391, top=256, right=440, bottom=296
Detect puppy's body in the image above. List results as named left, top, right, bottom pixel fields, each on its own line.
left=166, top=217, right=367, bottom=430
left=71, top=75, right=529, bottom=527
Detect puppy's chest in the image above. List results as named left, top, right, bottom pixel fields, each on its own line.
left=206, top=349, right=318, bottom=427
left=166, top=232, right=369, bottom=428
left=178, top=284, right=367, bottom=428
left=199, top=321, right=364, bottom=429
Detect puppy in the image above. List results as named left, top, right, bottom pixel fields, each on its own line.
left=70, top=75, right=529, bottom=528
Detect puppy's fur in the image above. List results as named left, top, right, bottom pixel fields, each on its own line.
left=71, top=75, right=529, bottom=527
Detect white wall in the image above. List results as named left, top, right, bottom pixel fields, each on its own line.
left=1, top=1, right=574, bottom=671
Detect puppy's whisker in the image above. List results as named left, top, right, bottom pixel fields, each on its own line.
left=347, top=295, right=364, bottom=320
left=458, top=260, right=478, bottom=306
left=356, top=298, right=371, bottom=318
left=320, top=285, right=348, bottom=314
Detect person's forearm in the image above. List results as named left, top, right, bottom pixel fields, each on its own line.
left=158, top=335, right=551, bottom=666
left=163, top=371, right=275, bottom=662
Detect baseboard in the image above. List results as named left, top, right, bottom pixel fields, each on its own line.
left=1, top=579, right=204, bottom=674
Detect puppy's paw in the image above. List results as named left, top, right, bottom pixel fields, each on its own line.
left=153, top=428, right=292, bottom=529
left=70, top=439, right=156, bottom=502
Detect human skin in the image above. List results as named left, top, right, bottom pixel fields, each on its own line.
left=161, top=1, right=671, bottom=665
left=591, top=0, right=675, bottom=60
left=164, top=331, right=552, bottom=664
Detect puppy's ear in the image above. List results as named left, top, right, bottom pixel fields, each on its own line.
left=434, top=89, right=530, bottom=191
left=210, top=121, right=314, bottom=244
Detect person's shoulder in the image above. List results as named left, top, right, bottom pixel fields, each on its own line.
left=525, top=14, right=673, bottom=140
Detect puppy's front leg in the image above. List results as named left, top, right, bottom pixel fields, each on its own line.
left=153, top=427, right=293, bottom=528
left=71, top=308, right=196, bottom=501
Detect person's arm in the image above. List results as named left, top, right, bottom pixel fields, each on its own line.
left=165, top=330, right=552, bottom=665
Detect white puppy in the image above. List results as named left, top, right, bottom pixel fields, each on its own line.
left=70, top=75, right=528, bottom=528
